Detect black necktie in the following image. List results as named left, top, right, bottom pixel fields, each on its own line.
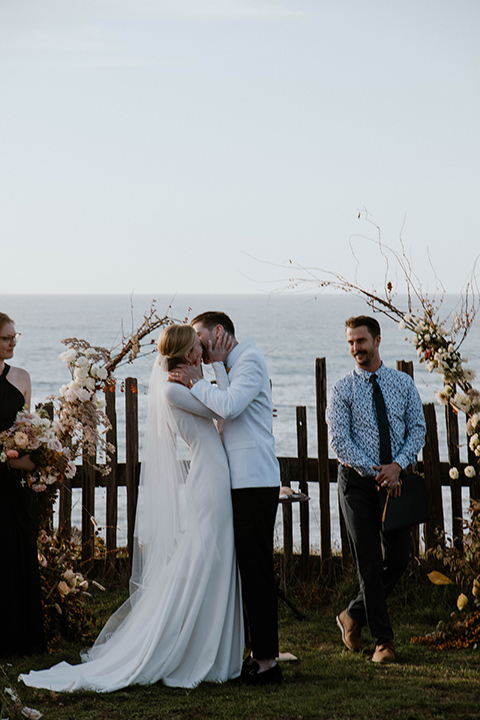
left=370, top=374, right=392, bottom=465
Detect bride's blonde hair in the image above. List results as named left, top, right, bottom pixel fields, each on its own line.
left=158, top=324, right=197, bottom=371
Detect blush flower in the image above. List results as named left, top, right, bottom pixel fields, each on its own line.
left=14, top=431, right=29, bottom=449
left=47, top=438, right=63, bottom=453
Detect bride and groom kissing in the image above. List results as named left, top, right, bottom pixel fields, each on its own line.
left=21, top=311, right=282, bottom=692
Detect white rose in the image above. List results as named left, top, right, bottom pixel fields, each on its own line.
left=91, top=365, right=107, bottom=380
left=75, top=356, right=90, bottom=368
left=76, top=388, right=92, bottom=403
left=84, top=348, right=96, bottom=358
left=65, top=462, right=77, bottom=479
left=449, top=467, right=459, bottom=480
left=64, top=388, right=79, bottom=402
left=85, top=377, right=96, bottom=391
left=469, top=435, right=479, bottom=451
left=470, top=413, right=480, bottom=427
left=34, top=417, right=50, bottom=429
left=453, top=393, right=472, bottom=413
left=63, top=569, right=75, bottom=585
left=94, top=395, right=106, bottom=409
left=59, top=349, right=77, bottom=364
left=465, top=465, right=477, bottom=478
left=74, top=367, right=89, bottom=382
left=435, top=390, right=449, bottom=406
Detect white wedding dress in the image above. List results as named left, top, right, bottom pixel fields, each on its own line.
left=20, top=363, right=244, bottom=691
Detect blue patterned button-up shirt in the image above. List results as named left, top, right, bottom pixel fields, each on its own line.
left=326, top=362, right=426, bottom=477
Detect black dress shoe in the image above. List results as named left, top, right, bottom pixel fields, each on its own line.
left=241, top=657, right=254, bottom=678
left=241, top=661, right=283, bottom=685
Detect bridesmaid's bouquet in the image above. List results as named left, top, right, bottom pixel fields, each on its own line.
left=0, top=408, right=76, bottom=492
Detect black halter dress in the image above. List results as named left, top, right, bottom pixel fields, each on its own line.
left=0, top=363, right=45, bottom=656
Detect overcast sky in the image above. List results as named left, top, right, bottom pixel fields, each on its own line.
left=1, top=0, right=479, bottom=295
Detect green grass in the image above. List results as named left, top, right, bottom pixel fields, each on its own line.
left=3, top=567, right=480, bottom=720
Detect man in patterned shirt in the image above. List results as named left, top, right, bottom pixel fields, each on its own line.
left=326, top=315, right=425, bottom=663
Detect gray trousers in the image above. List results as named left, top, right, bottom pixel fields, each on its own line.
left=338, top=465, right=411, bottom=645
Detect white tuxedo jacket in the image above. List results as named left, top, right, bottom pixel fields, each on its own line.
left=190, top=338, right=280, bottom=490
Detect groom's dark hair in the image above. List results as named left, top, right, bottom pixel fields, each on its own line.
left=191, top=311, right=235, bottom=337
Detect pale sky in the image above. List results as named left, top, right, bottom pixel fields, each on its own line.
left=1, top=0, right=479, bottom=295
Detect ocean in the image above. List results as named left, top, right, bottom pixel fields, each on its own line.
left=2, top=292, right=479, bottom=549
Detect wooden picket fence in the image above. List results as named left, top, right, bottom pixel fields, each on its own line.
left=55, top=361, right=480, bottom=576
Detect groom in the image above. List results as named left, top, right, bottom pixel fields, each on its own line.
left=171, top=311, right=282, bottom=685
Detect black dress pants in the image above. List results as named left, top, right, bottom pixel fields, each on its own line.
left=338, top=465, right=411, bottom=645
left=231, top=486, right=279, bottom=660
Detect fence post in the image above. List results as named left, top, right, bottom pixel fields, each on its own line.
left=396, top=360, right=420, bottom=555
left=296, top=406, right=309, bottom=576
left=316, top=358, right=332, bottom=571
left=105, top=383, right=118, bottom=574
left=58, top=470, right=72, bottom=537
left=125, top=378, right=140, bottom=564
left=279, top=458, right=293, bottom=586
left=445, top=399, right=463, bottom=550
left=422, top=403, right=445, bottom=548
left=81, top=451, right=96, bottom=571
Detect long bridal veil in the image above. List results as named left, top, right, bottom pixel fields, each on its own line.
left=83, top=356, right=203, bottom=658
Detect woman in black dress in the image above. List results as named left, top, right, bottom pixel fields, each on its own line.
left=0, top=312, right=45, bottom=657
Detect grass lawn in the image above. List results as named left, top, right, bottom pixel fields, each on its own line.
left=2, top=566, right=480, bottom=720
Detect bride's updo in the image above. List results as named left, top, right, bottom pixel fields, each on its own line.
left=158, top=324, right=197, bottom=371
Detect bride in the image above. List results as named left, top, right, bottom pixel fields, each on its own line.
left=20, top=325, right=244, bottom=691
